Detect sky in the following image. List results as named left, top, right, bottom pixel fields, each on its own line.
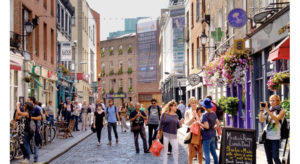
left=86, top=0, right=169, bottom=41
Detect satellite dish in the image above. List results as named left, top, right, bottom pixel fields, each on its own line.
left=254, top=11, right=273, bottom=24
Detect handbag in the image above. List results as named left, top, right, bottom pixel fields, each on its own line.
left=157, top=113, right=168, bottom=140
left=190, top=123, right=200, bottom=135
left=91, top=125, right=97, bottom=133
left=149, top=139, right=164, bottom=157
left=184, top=132, right=193, bottom=144
left=131, top=124, right=141, bottom=132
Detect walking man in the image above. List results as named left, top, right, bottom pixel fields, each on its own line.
left=130, top=102, right=150, bottom=154
left=177, top=100, right=186, bottom=119
left=105, top=99, right=120, bottom=145
left=147, top=98, right=162, bottom=149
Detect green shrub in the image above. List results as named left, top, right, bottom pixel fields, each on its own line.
left=281, top=99, right=290, bottom=119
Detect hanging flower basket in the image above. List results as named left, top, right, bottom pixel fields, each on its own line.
left=22, top=76, right=33, bottom=83
left=267, top=72, right=290, bottom=91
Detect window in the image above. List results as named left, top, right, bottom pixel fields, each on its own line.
left=129, top=78, right=133, bottom=88
left=218, top=10, right=223, bottom=28
left=110, top=61, right=113, bottom=69
left=110, top=79, right=114, bottom=89
left=202, top=0, right=206, bottom=13
left=69, top=16, right=71, bottom=37
left=202, top=47, right=206, bottom=66
left=93, top=25, right=95, bottom=44
left=35, top=23, right=39, bottom=57
left=61, top=9, right=64, bottom=31
left=186, top=11, right=189, bottom=28
left=51, top=29, right=54, bottom=64
left=119, top=61, right=123, bottom=69
left=43, top=23, right=47, bottom=61
left=101, top=62, right=105, bottom=70
left=197, top=37, right=200, bottom=68
left=119, top=79, right=123, bottom=87
left=43, top=0, right=47, bottom=9
left=57, top=4, right=60, bottom=26
left=128, top=59, right=132, bottom=68
left=196, top=0, right=200, bottom=21
left=101, top=81, right=105, bottom=90
left=51, top=0, right=54, bottom=16
left=65, top=13, right=68, bottom=34
left=191, top=43, right=194, bottom=68
left=191, top=3, right=194, bottom=27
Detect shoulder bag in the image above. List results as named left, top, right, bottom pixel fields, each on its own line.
left=157, top=113, right=167, bottom=140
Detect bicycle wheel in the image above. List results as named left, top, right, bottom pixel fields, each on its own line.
left=39, top=126, right=45, bottom=147
left=48, top=127, right=56, bottom=143
left=44, top=126, right=49, bottom=145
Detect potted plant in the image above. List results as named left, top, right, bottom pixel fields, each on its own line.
left=118, top=67, right=123, bottom=75
left=127, top=67, right=132, bottom=74
left=109, top=69, right=114, bottom=76
left=109, top=88, right=114, bottom=94
left=118, top=48, right=123, bottom=55
left=267, top=72, right=289, bottom=91
left=118, top=87, right=123, bottom=93
left=101, top=49, right=104, bottom=57
left=59, top=64, right=70, bottom=75
left=128, top=46, right=132, bottom=53
left=223, top=97, right=239, bottom=116
left=109, top=49, right=113, bottom=55
left=101, top=88, right=106, bottom=95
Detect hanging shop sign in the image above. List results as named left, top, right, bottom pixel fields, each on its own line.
left=233, top=39, right=246, bottom=53
left=60, top=42, right=72, bottom=62
left=228, top=8, right=247, bottom=28
left=31, top=65, right=41, bottom=76
left=106, top=93, right=127, bottom=99
left=187, top=74, right=202, bottom=86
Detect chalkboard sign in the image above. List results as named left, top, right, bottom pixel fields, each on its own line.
left=219, top=127, right=256, bottom=164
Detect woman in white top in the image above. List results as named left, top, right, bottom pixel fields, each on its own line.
left=259, top=95, right=286, bottom=164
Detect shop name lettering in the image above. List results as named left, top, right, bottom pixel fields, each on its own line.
left=62, top=49, right=71, bottom=55
left=108, top=94, right=125, bottom=98
left=278, top=23, right=290, bottom=35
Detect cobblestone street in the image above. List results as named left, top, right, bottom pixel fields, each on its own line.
left=51, top=122, right=191, bottom=164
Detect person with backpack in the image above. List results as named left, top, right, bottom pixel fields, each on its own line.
left=259, top=95, right=286, bottom=164
left=147, top=98, right=162, bottom=150
left=16, top=101, right=42, bottom=164
left=200, top=98, right=220, bottom=164
left=105, top=99, right=120, bottom=146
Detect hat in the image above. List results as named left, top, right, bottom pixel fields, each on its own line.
left=200, top=98, right=213, bottom=109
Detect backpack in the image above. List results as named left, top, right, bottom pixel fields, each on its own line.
left=147, top=105, right=162, bottom=120
left=106, top=105, right=119, bottom=121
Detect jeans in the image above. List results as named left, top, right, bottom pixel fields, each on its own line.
left=47, top=114, right=54, bottom=126
left=107, top=122, right=118, bottom=142
left=65, top=111, right=71, bottom=123
left=23, top=132, right=38, bottom=162
left=133, top=126, right=147, bottom=153
left=148, top=124, right=158, bottom=148
left=264, top=139, right=281, bottom=164
left=73, top=115, right=79, bottom=131
left=203, top=137, right=218, bottom=164
left=163, top=134, right=178, bottom=164
left=79, top=112, right=82, bottom=122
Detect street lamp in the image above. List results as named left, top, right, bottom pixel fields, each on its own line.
left=24, top=21, right=33, bottom=33
left=200, top=32, right=217, bottom=49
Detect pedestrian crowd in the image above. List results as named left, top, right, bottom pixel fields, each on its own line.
left=12, top=94, right=287, bottom=164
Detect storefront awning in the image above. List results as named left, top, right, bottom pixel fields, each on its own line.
left=10, top=60, right=21, bottom=71
left=268, top=37, right=290, bottom=61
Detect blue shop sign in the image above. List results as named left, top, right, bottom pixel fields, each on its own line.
left=106, top=93, right=127, bottom=99
left=228, top=8, right=247, bottom=28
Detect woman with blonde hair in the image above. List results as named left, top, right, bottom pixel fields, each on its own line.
left=157, top=100, right=184, bottom=164
left=184, top=97, right=203, bottom=164
left=80, top=100, right=89, bottom=131
left=259, top=95, right=285, bottom=164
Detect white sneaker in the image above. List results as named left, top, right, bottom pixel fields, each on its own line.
left=97, top=142, right=101, bottom=146
left=18, top=159, right=29, bottom=164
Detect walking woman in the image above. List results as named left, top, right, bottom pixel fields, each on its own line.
left=259, top=95, right=286, bottom=164
left=200, top=98, right=220, bottom=164
left=184, top=97, right=203, bottom=164
left=156, top=100, right=184, bottom=164
left=93, top=104, right=106, bottom=146
left=120, top=105, right=129, bottom=132
left=81, top=100, right=89, bottom=131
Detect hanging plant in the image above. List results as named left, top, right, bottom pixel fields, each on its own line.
left=118, top=67, right=123, bottom=75
left=22, top=76, right=33, bottom=83
left=267, top=72, right=289, bottom=91
left=281, top=99, right=290, bottom=119
left=101, top=88, right=105, bottom=95
left=109, top=69, right=114, bottom=76
left=109, top=49, right=113, bottom=55
left=223, top=97, right=239, bottom=116
left=100, top=70, right=105, bottom=77
left=127, top=67, right=132, bottom=74
left=128, top=86, right=132, bottom=93
left=101, top=49, right=105, bottom=57
left=109, top=88, right=114, bottom=94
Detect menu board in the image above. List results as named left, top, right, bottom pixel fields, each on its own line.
left=219, top=127, right=256, bottom=164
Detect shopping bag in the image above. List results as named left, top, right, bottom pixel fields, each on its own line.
left=190, top=123, right=199, bottom=135
left=149, top=139, right=164, bottom=157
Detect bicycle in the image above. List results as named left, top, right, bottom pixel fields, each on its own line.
left=10, top=127, right=23, bottom=160
left=39, top=120, right=56, bottom=147
left=46, top=120, right=56, bottom=143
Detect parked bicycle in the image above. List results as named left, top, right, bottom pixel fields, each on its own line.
left=10, top=123, right=23, bottom=161
left=39, top=120, right=56, bottom=147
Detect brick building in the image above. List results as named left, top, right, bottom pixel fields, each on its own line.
left=12, top=0, right=57, bottom=111
left=100, top=33, right=137, bottom=107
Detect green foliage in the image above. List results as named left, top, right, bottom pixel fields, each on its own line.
left=100, top=70, right=105, bottom=77
left=109, top=88, right=114, bottom=94
left=218, top=96, right=239, bottom=116
left=118, top=67, right=123, bottom=75
left=128, top=86, right=132, bottom=92
left=118, top=87, right=123, bottom=93
left=101, top=88, right=105, bottom=94
left=128, top=46, right=132, bottom=53
left=281, top=99, right=290, bottom=119
left=101, top=49, right=104, bottom=57
left=109, top=49, right=113, bottom=55
left=109, top=69, right=114, bottom=75
left=59, top=64, right=69, bottom=75
left=118, top=48, right=123, bottom=55
left=127, top=67, right=132, bottom=74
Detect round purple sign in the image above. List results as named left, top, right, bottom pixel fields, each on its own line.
left=228, top=8, right=247, bottom=28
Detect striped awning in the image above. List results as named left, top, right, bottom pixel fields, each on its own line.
left=10, top=60, right=21, bottom=71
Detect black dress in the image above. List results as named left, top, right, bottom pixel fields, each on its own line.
left=94, top=111, right=105, bottom=129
